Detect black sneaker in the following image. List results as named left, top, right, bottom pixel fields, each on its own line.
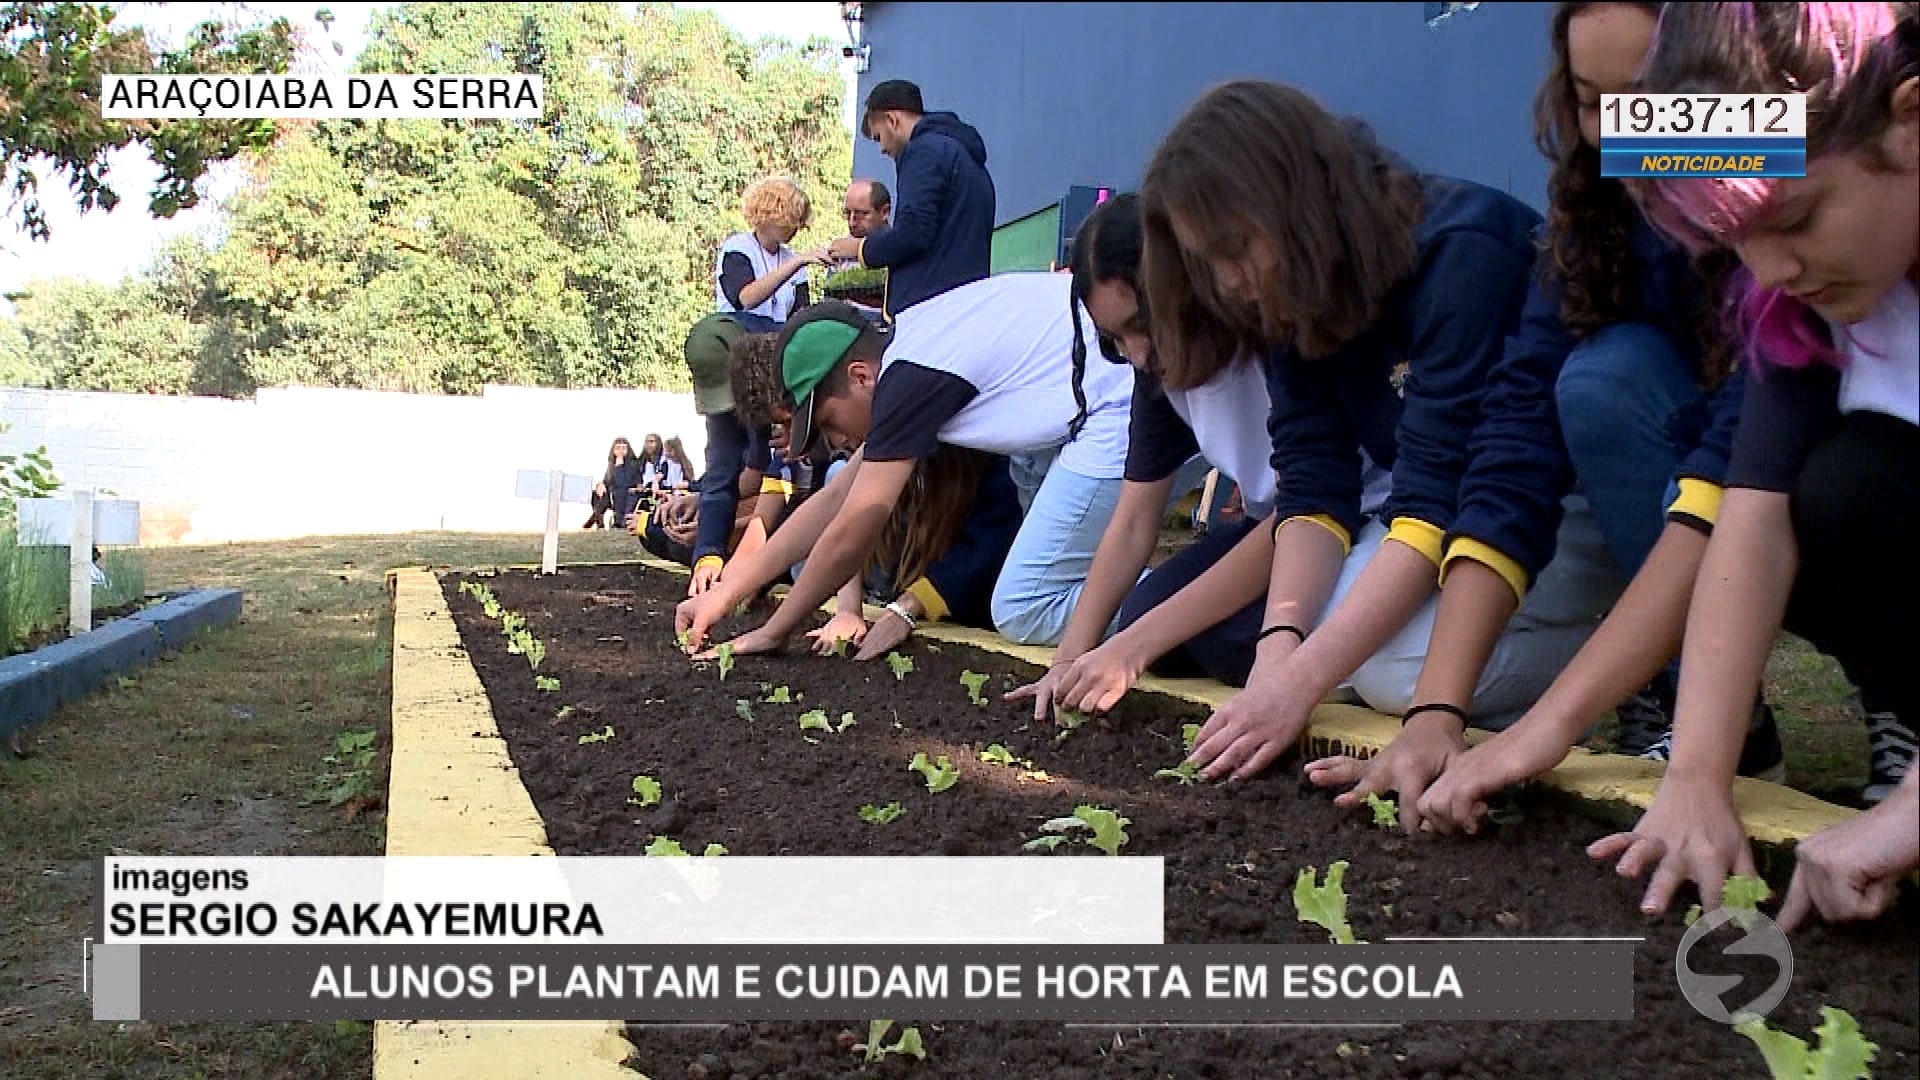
left=1863, top=710, right=1916, bottom=805
left=1615, top=669, right=1677, bottom=758
left=1640, top=701, right=1787, bottom=783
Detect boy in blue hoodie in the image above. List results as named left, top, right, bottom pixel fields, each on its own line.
left=828, top=80, right=995, bottom=319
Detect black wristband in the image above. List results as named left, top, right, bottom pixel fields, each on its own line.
left=1402, top=702, right=1470, bottom=726
left=1257, top=624, right=1307, bottom=645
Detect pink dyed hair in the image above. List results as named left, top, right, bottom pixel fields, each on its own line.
left=1629, top=2, right=1918, bottom=370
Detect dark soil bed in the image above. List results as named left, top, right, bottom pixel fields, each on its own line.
left=446, top=565, right=1919, bottom=1080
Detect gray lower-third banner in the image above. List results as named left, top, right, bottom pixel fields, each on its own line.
left=95, top=942, right=1633, bottom=1022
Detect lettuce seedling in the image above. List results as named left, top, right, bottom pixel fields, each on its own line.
left=1364, top=793, right=1399, bottom=830
left=735, top=698, right=755, bottom=722
left=675, top=628, right=691, bottom=648
left=860, top=1020, right=927, bottom=1063
left=1055, top=706, right=1092, bottom=743
left=799, top=709, right=832, bottom=733
left=858, top=802, right=906, bottom=825
left=535, top=676, right=561, bottom=692
left=837, top=712, right=856, bottom=733
left=1154, top=762, right=1203, bottom=785
left=628, top=775, right=662, bottom=808
left=578, top=725, right=613, bottom=745
left=1734, top=1006, right=1877, bottom=1080
left=1295, top=861, right=1362, bottom=945
left=907, top=752, right=959, bottom=793
left=1036, top=805, right=1131, bottom=856
left=555, top=705, right=574, bottom=722
left=829, top=636, right=850, bottom=658
left=501, top=612, right=525, bottom=636
left=959, top=670, right=988, bottom=706
left=645, top=837, right=729, bottom=858
left=764, top=686, right=795, bottom=704
left=886, top=652, right=915, bottom=681
left=1685, top=874, right=1773, bottom=930
left=1022, top=835, right=1070, bottom=852
left=715, top=643, right=735, bottom=681
left=979, top=744, right=1024, bottom=768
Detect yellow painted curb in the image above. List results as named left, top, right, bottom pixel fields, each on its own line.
left=380, top=568, right=640, bottom=1080
left=622, top=555, right=1857, bottom=847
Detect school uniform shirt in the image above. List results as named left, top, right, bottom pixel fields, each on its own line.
left=861, top=272, right=1134, bottom=480
left=1265, top=176, right=1558, bottom=599
left=714, top=232, right=808, bottom=325
left=1726, top=278, right=1920, bottom=494
left=1123, top=357, right=1392, bottom=522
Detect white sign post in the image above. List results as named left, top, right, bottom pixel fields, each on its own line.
left=16, top=492, right=143, bottom=636
left=513, top=470, right=595, bottom=574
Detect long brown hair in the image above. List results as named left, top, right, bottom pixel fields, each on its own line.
left=1538, top=2, right=1742, bottom=384
left=873, top=446, right=993, bottom=592
left=1139, top=80, right=1424, bottom=386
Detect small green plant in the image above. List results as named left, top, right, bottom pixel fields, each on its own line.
left=836, top=711, right=856, bottom=733
left=959, top=670, right=989, bottom=706
left=628, top=775, right=662, bottom=807
left=886, top=651, right=915, bottom=681
left=500, top=611, right=526, bottom=636
left=482, top=596, right=503, bottom=619
left=645, top=837, right=729, bottom=858
left=799, top=709, right=832, bottom=733
left=979, top=744, right=1029, bottom=768
left=555, top=705, right=575, bottom=722
left=764, top=685, right=795, bottom=704
left=1295, top=861, right=1361, bottom=945
left=732, top=599, right=752, bottom=618
left=1734, top=1006, right=1877, bottom=1080
left=1363, top=793, right=1399, bottom=830
left=1152, top=723, right=1205, bottom=783
left=535, top=675, right=561, bottom=692
left=715, top=643, right=735, bottom=681
left=907, top=752, right=959, bottom=793
left=735, top=698, right=755, bottom=722
left=1055, top=706, right=1092, bottom=743
left=578, top=725, right=614, bottom=745
left=311, top=729, right=379, bottom=806
left=1032, top=804, right=1130, bottom=856
left=1685, top=875, right=1773, bottom=930
left=860, top=1020, right=927, bottom=1063
left=523, top=636, right=546, bottom=670
left=858, top=802, right=906, bottom=825
left=675, top=628, right=691, bottom=648
left=829, top=636, right=850, bottom=658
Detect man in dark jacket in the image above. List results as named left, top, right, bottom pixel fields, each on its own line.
left=827, top=80, right=994, bottom=320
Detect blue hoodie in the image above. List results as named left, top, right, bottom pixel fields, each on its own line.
left=858, top=111, right=995, bottom=318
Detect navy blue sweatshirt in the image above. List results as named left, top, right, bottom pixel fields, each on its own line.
left=857, top=112, right=995, bottom=319
left=915, top=454, right=1022, bottom=629
left=1265, top=177, right=1555, bottom=595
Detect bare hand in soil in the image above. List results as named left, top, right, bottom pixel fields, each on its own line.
left=687, top=558, right=724, bottom=597
left=1190, top=677, right=1316, bottom=782
left=1421, top=723, right=1572, bottom=835
left=807, top=611, right=869, bottom=656
left=1053, top=639, right=1148, bottom=716
left=695, top=623, right=787, bottom=662
left=1588, top=776, right=1756, bottom=916
left=674, top=588, right=735, bottom=652
left=853, top=611, right=911, bottom=661
left=1306, top=717, right=1468, bottom=834
left=1006, top=662, right=1073, bottom=725
left=1779, top=771, right=1920, bottom=932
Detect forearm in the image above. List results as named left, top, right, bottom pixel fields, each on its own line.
left=709, top=456, right=859, bottom=604
left=766, top=500, right=889, bottom=637
left=1406, top=559, right=1518, bottom=711
left=1285, top=539, right=1439, bottom=701
left=1054, top=480, right=1169, bottom=662
left=1109, top=513, right=1276, bottom=666
left=1668, top=491, right=1797, bottom=785
left=733, top=492, right=785, bottom=563
left=833, top=575, right=866, bottom=618
left=738, top=259, right=805, bottom=311
left=1515, top=525, right=1706, bottom=747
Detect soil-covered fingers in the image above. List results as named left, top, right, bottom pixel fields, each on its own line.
left=1005, top=668, right=1064, bottom=725
left=1305, top=755, right=1366, bottom=791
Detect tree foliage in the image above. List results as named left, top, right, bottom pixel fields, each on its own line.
left=2, top=2, right=852, bottom=395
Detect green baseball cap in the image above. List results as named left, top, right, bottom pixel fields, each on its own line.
left=684, top=313, right=748, bottom=416
left=781, top=318, right=865, bottom=457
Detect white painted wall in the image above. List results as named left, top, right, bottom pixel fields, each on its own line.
left=0, top=386, right=706, bottom=545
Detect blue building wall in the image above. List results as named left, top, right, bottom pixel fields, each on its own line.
left=851, top=2, right=1558, bottom=226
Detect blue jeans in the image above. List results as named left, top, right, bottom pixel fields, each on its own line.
left=1554, top=323, right=1706, bottom=577
left=992, top=449, right=1126, bottom=646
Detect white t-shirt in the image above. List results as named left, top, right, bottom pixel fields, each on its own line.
left=1835, top=278, right=1919, bottom=425
left=714, top=232, right=806, bottom=324
left=862, top=273, right=1133, bottom=479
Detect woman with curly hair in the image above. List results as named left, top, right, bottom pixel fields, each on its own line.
left=1421, top=3, right=1807, bottom=837
left=715, top=176, right=829, bottom=329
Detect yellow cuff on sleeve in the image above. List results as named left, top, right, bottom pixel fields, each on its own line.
left=759, top=477, right=794, bottom=497
left=905, top=576, right=950, bottom=622
left=1387, top=517, right=1445, bottom=569
left=856, top=238, right=869, bottom=269
left=1442, top=538, right=1530, bottom=603
left=694, top=555, right=724, bottom=576
left=1667, top=477, right=1725, bottom=529
left=1279, top=514, right=1352, bottom=554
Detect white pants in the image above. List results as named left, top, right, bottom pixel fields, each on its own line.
left=1324, top=495, right=1624, bottom=731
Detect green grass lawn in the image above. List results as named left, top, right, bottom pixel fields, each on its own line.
left=0, top=528, right=1875, bottom=1078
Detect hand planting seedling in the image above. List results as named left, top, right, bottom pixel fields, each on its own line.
left=829, top=636, right=850, bottom=658
left=627, top=775, right=662, bottom=808
left=1295, top=861, right=1362, bottom=945
left=735, top=699, right=755, bottom=722
left=535, top=676, right=561, bottom=692
left=1685, top=874, right=1772, bottom=930
left=886, top=651, right=915, bottom=681
left=907, top=752, right=959, bottom=793
left=764, top=686, right=795, bottom=704
left=715, top=643, right=735, bottom=681
left=578, top=725, right=614, bottom=745
left=675, top=628, right=691, bottom=648
left=1154, top=725, right=1206, bottom=783
left=959, top=670, right=989, bottom=706
left=859, top=1020, right=927, bottom=1063
left=858, top=802, right=906, bottom=825
left=799, top=709, right=832, bottom=733
left=1028, top=805, right=1131, bottom=856
left=1735, top=1006, right=1877, bottom=1080
left=1363, top=793, right=1399, bottom=830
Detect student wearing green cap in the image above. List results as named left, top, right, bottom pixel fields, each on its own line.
left=675, top=273, right=1135, bottom=654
